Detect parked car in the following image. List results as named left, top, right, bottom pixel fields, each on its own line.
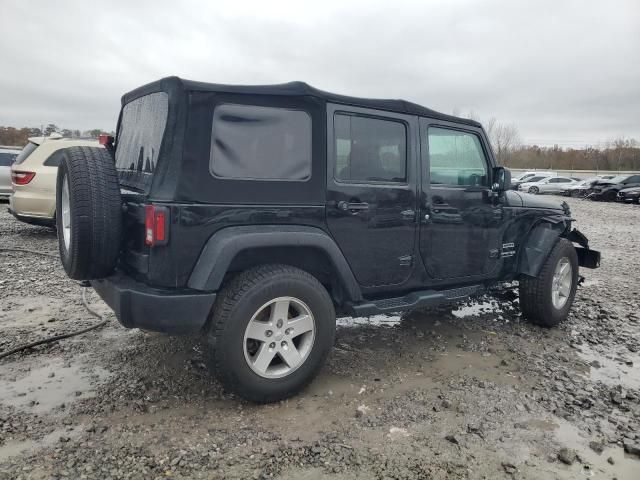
left=617, top=186, right=640, bottom=204
left=0, top=147, right=21, bottom=198
left=516, top=175, right=550, bottom=193
left=9, top=134, right=100, bottom=226
left=510, top=171, right=557, bottom=190
left=562, top=177, right=601, bottom=197
left=519, top=176, right=578, bottom=195
left=54, top=76, right=600, bottom=402
left=588, top=174, right=640, bottom=201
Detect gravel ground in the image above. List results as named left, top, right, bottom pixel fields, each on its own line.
left=0, top=197, right=639, bottom=480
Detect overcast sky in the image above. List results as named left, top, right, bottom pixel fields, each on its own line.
left=1, top=0, right=638, bottom=147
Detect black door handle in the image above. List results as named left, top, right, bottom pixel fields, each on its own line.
left=338, top=201, right=369, bottom=212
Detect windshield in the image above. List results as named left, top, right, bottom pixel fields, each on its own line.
left=115, top=92, right=169, bottom=192
left=607, top=175, right=628, bottom=183
left=13, top=142, right=39, bottom=166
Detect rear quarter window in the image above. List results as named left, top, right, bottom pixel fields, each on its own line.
left=43, top=150, right=65, bottom=167
left=210, top=104, right=312, bottom=181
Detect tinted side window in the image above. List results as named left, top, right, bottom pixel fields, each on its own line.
left=427, top=127, right=488, bottom=186
left=626, top=175, right=640, bottom=183
left=0, top=152, right=17, bottom=166
left=334, top=113, right=406, bottom=183
left=210, top=104, right=311, bottom=181
left=43, top=150, right=65, bottom=167
left=13, top=142, right=38, bottom=166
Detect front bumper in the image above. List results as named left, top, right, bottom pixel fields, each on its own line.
left=92, top=273, right=217, bottom=334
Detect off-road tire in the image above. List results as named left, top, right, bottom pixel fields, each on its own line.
left=206, top=264, right=335, bottom=403
left=56, top=146, right=122, bottom=280
left=519, top=238, right=578, bottom=327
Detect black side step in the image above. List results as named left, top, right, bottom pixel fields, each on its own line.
left=348, top=285, right=485, bottom=317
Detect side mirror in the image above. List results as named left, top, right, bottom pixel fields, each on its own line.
left=492, top=167, right=511, bottom=193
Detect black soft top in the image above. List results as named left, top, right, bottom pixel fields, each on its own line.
left=122, top=76, right=481, bottom=127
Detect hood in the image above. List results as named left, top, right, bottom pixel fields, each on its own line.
left=512, top=191, right=566, bottom=211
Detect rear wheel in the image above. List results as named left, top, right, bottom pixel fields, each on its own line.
left=519, top=238, right=578, bottom=327
left=206, top=264, right=336, bottom=402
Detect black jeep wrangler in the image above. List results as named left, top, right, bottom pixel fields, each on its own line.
left=55, top=77, right=600, bottom=402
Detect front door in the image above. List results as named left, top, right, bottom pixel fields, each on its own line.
left=419, top=121, right=505, bottom=281
left=326, top=105, right=418, bottom=289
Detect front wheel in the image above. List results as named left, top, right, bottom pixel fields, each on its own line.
left=519, top=238, right=578, bottom=327
left=528, top=186, right=539, bottom=194
left=206, top=264, right=336, bottom=402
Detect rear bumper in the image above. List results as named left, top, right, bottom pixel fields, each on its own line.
left=7, top=206, right=55, bottom=227
left=91, top=273, right=217, bottom=334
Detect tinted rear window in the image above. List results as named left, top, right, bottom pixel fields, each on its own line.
left=0, top=152, right=18, bottom=166
left=13, top=142, right=38, bottom=166
left=43, top=150, right=65, bottom=167
left=115, top=92, right=169, bottom=191
left=210, top=104, right=312, bottom=181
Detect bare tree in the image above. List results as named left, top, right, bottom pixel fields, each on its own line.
left=487, top=119, right=521, bottom=165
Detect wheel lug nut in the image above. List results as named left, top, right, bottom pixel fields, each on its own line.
left=285, top=328, right=292, bottom=335
left=269, top=342, right=276, bottom=349
left=281, top=341, right=287, bottom=348
left=265, top=330, right=273, bottom=337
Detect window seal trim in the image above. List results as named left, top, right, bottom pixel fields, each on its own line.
left=209, top=102, right=313, bottom=183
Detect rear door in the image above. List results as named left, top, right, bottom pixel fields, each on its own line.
left=326, top=104, right=418, bottom=289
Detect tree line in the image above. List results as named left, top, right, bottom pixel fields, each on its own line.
left=0, top=124, right=111, bottom=147
left=460, top=112, right=640, bottom=172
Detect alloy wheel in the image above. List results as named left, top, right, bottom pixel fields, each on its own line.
left=243, top=296, right=315, bottom=379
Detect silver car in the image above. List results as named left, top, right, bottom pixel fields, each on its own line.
left=519, top=176, right=578, bottom=194
left=0, top=147, right=21, bottom=198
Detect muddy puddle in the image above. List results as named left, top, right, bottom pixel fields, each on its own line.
left=0, top=357, right=110, bottom=414
left=576, top=344, right=640, bottom=390
left=552, top=418, right=638, bottom=480
left=0, top=427, right=82, bottom=462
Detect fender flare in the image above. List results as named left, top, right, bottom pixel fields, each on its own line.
left=187, top=225, right=363, bottom=301
left=516, top=218, right=565, bottom=277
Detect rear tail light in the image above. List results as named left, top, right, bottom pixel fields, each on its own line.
left=144, top=205, right=169, bottom=246
left=12, top=171, right=36, bottom=185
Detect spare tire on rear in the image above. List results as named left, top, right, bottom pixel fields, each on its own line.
left=56, top=146, right=122, bottom=280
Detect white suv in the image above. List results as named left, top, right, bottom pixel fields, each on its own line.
left=9, top=134, right=100, bottom=226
